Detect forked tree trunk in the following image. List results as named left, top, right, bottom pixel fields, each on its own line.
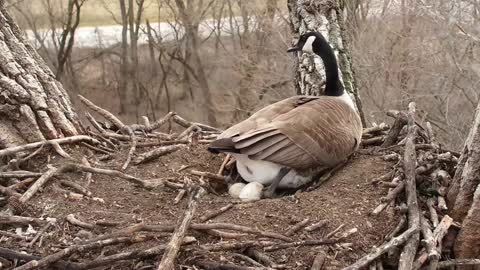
left=447, top=101, right=480, bottom=267
left=0, top=4, right=82, bottom=148
left=287, top=0, right=366, bottom=125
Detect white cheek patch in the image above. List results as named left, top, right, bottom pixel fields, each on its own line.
left=302, top=36, right=316, bottom=53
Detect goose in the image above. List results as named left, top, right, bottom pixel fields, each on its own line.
left=208, top=31, right=363, bottom=198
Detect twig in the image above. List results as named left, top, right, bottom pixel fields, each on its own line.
left=177, top=124, right=201, bottom=140
left=305, top=220, right=328, bottom=232
left=85, top=112, right=106, bottom=133
left=232, top=253, right=264, bottom=267
left=363, top=123, right=389, bottom=135
left=437, top=196, right=448, bottom=210
left=201, top=229, right=247, bottom=239
left=428, top=215, right=453, bottom=270
left=174, top=189, right=186, bottom=204
left=306, top=162, right=346, bottom=191
left=285, top=218, right=310, bottom=236
left=78, top=95, right=124, bottom=129
left=19, top=166, right=64, bottom=204
left=8, top=178, right=36, bottom=190
left=361, top=136, right=385, bottom=146
left=0, top=171, right=43, bottom=179
left=145, top=112, right=174, bottom=132
left=0, top=215, right=46, bottom=226
left=426, top=198, right=439, bottom=228
left=0, top=185, right=21, bottom=197
left=342, top=227, right=419, bottom=270
left=60, top=180, right=92, bottom=197
left=28, top=222, right=53, bottom=248
left=217, top=154, right=231, bottom=175
left=372, top=180, right=405, bottom=215
left=172, top=114, right=222, bottom=132
left=121, top=126, right=136, bottom=170
left=420, top=216, right=439, bottom=265
left=0, top=230, right=33, bottom=241
left=134, top=145, right=185, bottom=165
left=189, top=170, right=226, bottom=182
left=0, top=135, right=99, bottom=157
left=81, top=157, right=93, bottom=188
left=311, top=252, right=326, bottom=270
left=437, top=259, right=480, bottom=268
left=264, top=239, right=340, bottom=252
left=198, top=203, right=234, bottom=223
left=66, top=163, right=157, bottom=189
left=7, top=144, right=45, bottom=169
left=398, top=102, right=420, bottom=270
left=385, top=215, right=407, bottom=240
left=382, top=111, right=408, bottom=147
left=80, top=142, right=112, bottom=155
left=194, top=261, right=274, bottom=270
left=50, top=142, right=74, bottom=160
left=371, top=171, right=394, bottom=184
left=66, top=214, right=95, bottom=230
left=200, top=240, right=276, bottom=252
left=13, top=236, right=147, bottom=270
left=245, top=247, right=277, bottom=267
left=157, top=186, right=205, bottom=270
left=0, top=248, right=71, bottom=270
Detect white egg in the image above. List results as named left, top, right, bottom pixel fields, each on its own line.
left=238, top=182, right=264, bottom=202
left=228, top=183, right=246, bottom=198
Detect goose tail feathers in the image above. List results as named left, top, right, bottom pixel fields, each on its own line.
left=208, top=138, right=240, bottom=154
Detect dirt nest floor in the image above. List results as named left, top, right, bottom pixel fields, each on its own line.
left=1, top=143, right=397, bottom=270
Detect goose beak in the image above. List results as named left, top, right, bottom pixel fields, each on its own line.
left=287, top=46, right=300, bottom=53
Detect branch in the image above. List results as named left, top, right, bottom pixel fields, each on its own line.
left=398, top=102, right=420, bottom=270
left=342, top=227, right=419, bottom=270
left=157, top=186, right=205, bottom=270
left=0, top=135, right=99, bottom=157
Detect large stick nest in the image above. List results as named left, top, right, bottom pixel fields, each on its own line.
left=0, top=97, right=466, bottom=270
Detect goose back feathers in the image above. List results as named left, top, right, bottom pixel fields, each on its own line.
left=209, top=95, right=363, bottom=170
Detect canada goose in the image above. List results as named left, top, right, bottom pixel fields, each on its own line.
left=208, top=31, right=363, bottom=198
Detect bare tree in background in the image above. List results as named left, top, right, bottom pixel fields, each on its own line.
left=0, top=2, right=82, bottom=147
left=10, top=0, right=85, bottom=93
left=173, top=0, right=217, bottom=126
left=117, top=0, right=145, bottom=116
left=349, top=0, right=479, bottom=148
left=56, top=0, right=85, bottom=80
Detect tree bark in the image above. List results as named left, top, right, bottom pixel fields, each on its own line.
left=0, top=3, right=81, bottom=148
left=448, top=101, right=480, bottom=268
left=287, top=0, right=366, bottom=125
left=448, top=101, right=480, bottom=221
left=454, top=184, right=480, bottom=270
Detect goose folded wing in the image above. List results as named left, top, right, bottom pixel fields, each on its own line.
left=218, top=96, right=321, bottom=139
left=231, top=98, right=361, bottom=170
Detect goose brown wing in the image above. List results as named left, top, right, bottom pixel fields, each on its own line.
left=218, top=96, right=321, bottom=139
left=227, top=97, right=362, bottom=170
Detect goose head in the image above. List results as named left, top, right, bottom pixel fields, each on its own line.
left=287, top=31, right=344, bottom=97
left=287, top=32, right=328, bottom=55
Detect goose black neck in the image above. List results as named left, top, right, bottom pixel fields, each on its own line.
left=312, top=35, right=344, bottom=96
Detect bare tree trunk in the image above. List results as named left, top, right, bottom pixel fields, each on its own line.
left=448, top=101, right=480, bottom=221
left=118, top=0, right=129, bottom=115
left=446, top=101, right=480, bottom=267
left=56, top=0, right=84, bottom=80
left=454, top=184, right=480, bottom=270
left=174, top=0, right=217, bottom=126
left=287, top=0, right=366, bottom=125
left=0, top=3, right=81, bottom=148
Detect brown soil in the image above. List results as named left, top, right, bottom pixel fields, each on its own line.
left=1, top=144, right=398, bottom=270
